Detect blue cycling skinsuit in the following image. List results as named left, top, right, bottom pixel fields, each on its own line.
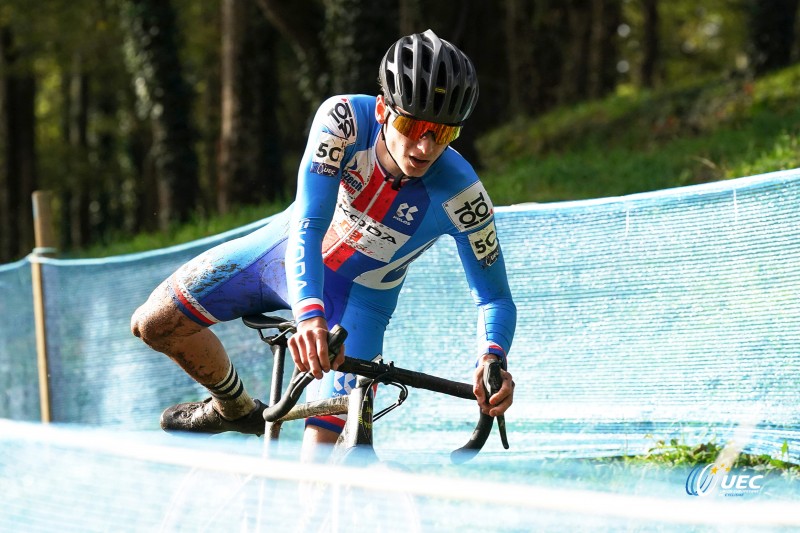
left=169, top=95, right=517, bottom=433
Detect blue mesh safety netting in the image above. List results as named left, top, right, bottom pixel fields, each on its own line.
left=0, top=258, right=38, bottom=421
left=1, top=169, right=799, bottom=462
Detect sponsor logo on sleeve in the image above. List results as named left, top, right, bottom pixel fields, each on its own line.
left=310, top=131, right=348, bottom=177
left=325, top=98, right=358, bottom=140
left=468, top=221, right=500, bottom=267
left=442, top=182, right=494, bottom=232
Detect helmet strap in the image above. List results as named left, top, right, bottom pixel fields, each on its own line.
left=380, top=123, right=406, bottom=190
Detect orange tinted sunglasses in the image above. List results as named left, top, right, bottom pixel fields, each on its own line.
left=387, top=105, right=462, bottom=145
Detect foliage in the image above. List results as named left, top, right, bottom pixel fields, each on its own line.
left=478, top=63, right=800, bottom=205
left=74, top=61, right=800, bottom=256
left=322, top=0, right=397, bottom=95
left=599, top=435, right=800, bottom=478
left=651, top=1, right=749, bottom=82
left=68, top=200, right=287, bottom=258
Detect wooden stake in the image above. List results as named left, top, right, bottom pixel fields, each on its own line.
left=31, top=190, right=57, bottom=423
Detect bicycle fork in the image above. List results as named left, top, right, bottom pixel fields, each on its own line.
left=335, top=375, right=379, bottom=464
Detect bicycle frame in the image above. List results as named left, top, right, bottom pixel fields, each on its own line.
left=243, top=313, right=505, bottom=463
left=248, top=317, right=376, bottom=454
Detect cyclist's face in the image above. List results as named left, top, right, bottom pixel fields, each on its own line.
left=376, top=95, right=449, bottom=178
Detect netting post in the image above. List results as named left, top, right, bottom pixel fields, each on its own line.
left=31, top=190, right=57, bottom=423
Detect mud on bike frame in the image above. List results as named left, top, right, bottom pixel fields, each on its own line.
left=242, top=313, right=509, bottom=464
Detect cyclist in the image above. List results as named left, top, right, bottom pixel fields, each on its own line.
left=131, top=29, right=517, bottom=459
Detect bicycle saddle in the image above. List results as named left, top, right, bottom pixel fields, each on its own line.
left=241, top=313, right=294, bottom=331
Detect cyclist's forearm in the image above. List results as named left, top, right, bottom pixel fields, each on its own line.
left=285, top=213, right=330, bottom=320
left=285, top=169, right=338, bottom=320
left=476, top=297, right=516, bottom=368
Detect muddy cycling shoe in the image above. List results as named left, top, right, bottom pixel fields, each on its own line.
left=160, top=398, right=268, bottom=436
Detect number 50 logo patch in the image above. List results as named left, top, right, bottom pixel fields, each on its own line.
left=443, top=181, right=494, bottom=232
left=468, top=221, right=500, bottom=267
left=310, top=131, right=348, bottom=177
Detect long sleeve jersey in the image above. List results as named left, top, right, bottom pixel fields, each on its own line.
left=285, top=95, right=516, bottom=365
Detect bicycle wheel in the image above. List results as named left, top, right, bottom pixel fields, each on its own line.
left=294, top=462, right=423, bottom=533
left=158, top=467, right=297, bottom=533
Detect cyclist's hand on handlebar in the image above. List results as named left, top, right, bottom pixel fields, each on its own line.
left=288, top=316, right=345, bottom=379
left=473, top=354, right=514, bottom=417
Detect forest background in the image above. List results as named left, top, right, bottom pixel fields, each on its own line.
left=1, top=0, right=798, bottom=262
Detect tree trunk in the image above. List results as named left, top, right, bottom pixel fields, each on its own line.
left=398, top=0, right=422, bottom=36
left=559, top=3, right=592, bottom=105
left=94, top=59, right=123, bottom=244
left=505, top=0, right=536, bottom=115
left=323, top=0, right=398, bottom=95
left=9, top=74, right=36, bottom=258
left=588, top=0, right=620, bottom=99
left=747, top=0, right=800, bottom=74
left=640, top=0, right=660, bottom=88
left=199, top=69, right=220, bottom=217
left=531, top=2, right=568, bottom=114
left=256, top=0, right=328, bottom=106
left=218, top=0, right=284, bottom=213
left=0, top=26, right=37, bottom=261
left=65, top=52, right=91, bottom=250
left=121, top=0, right=199, bottom=229
left=0, top=27, right=9, bottom=262
left=217, top=0, right=239, bottom=214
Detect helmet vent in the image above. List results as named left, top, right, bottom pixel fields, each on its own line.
left=460, top=86, right=473, bottom=117
left=385, top=71, right=396, bottom=94
left=435, top=63, right=448, bottom=113
left=449, top=50, right=461, bottom=77
left=402, top=74, right=414, bottom=105
left=448, top=85, right=462, bottom=116
left=435, top=63, right=448, bottom=89
left=401, top=46, right=414, bottom=69
left=421, top=48, right=432, bottom=73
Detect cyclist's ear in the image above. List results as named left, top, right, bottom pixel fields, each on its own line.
left=375, top=94, right=389, bottom=124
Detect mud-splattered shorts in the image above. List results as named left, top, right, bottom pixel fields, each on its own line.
left=168, top=207, right=388, bottom=433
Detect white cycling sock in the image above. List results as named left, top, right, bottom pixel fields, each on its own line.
left=206, top=363, right=254, bottom=419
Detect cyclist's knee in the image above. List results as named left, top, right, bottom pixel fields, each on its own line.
left=131, top=305, right=152, bottom=341
left=131, top=286, right=188, bottom=347
left=131, top=304, right=166, bottom=346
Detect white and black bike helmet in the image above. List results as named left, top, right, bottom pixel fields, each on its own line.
left=379, top=29, right=479, bottom=125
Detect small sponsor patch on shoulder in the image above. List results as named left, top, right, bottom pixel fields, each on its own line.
left=442, top=181, right=494, bottom=232
left=310, top=131, right=348, bottom=177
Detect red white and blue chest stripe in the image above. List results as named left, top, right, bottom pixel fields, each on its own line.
left=321, top=145, right=435, bottom=289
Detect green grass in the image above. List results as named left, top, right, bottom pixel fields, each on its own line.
left=76, top=64, right=800, bottom=256
left=406, top=435, right=799, bottom=499
left=602, top=437, right=799, bottom=474
left=479, top=65, right=800, bottom=205
left=70, top=201, right=287, bottom=258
